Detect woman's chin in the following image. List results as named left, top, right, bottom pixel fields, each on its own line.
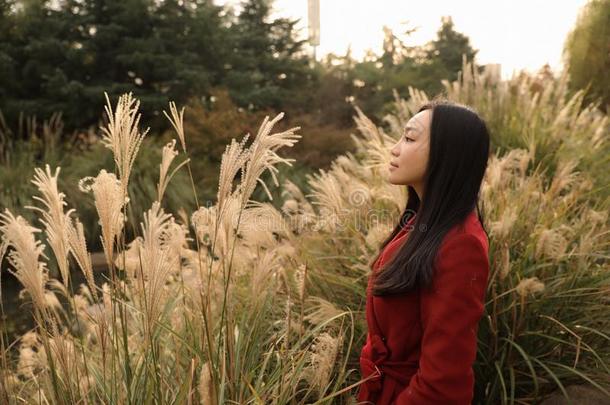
left=387, top=173, right=409, bottom=185
left=387, top=175, right=402, bottom=185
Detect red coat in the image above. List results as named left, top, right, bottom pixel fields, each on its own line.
left=357, top=209, right=489, bottom=404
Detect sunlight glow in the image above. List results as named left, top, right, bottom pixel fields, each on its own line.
left=216, top=0, right=589, bottom=80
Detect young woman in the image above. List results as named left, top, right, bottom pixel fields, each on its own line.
left=357, top=99, right=491, bottom=405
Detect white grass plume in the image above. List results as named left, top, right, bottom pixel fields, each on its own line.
left=303, top=296, right=344, bottom=327
left=307, top=332, right=342, bottom=397
left=516, top=277, right=545, bottom=297
left=217, top=113, right=300, bottom=220
left=26, top=164, right=72, bottom=287
left=237, top=113, right=301, bottom=205
left=163, top=101, right=187, bottom=153
left=66, top=216, right=97, bottom=299
left=79, top=170, right=127, bottom=266
left=0, top=210, right=49, bottom=311
left=217, top=134, right=251, bottom=216
left=157, top=139, right=189, bottom=202
left=137, top=201, right=176, bottom=327
left=198, top=361, right=214, bottom=404
left=101, top=92, right=149, bottom=195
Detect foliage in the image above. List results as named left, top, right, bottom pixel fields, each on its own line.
left=224, top=0, right=315, bottom=111
left=1, top=58, right=609, bottom=403
left=0, top=0, right=484, bottom=138
left=0, top=109, right=193, bottom=255
left=295, top=59, right=610, bottom=403
left=0, top=92, right=355, bottom=404
left=563, top=0, right=610, bottom=113
left=1, top=1, right=608, bottom=402
left=314, top=17, right=481, bottom=127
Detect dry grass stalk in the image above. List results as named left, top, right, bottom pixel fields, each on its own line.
left=137, top=201, right=176, bottom=327
left=100, top=91, right=149, bottom=195
left=79, top=169, right=127, bottom=267
left=0, top=210, right=49, bottom=311
left=66, top=217, right=97, bottom=299
left=26, top=165, right=72, bottom=287
left=308, top=332, right=342, bottom=397
left=516, top=277, right=545, bottom=297
left=237, top=113, right=301, bottom=205
left=163, top=101, right=187, bottom=153
left=157, top=139, right=189, bottom=202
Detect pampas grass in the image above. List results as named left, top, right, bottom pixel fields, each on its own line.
left=135, top=201, right=177, bottom=329
left=1, top=55, right=608, bottom=404
left=237, top=113, right=301, bottom=204
left=66, top=217, right=97, bottom=299
left=0, top=210, right=49, bottom=311
left=27, top=165, right=72, bottom=287
left=300, top=59, right=610, bottom=403
left=100, top=92, right=149, bottom=196
left=307, top=332, right=343, bottom=397
left=515, top=277, right=546, bottom=297
left=163, top=101, right=187, bottom=153
left=157, top=139, right=189, bottom=202
left=79, top=170, right=127, bottom=267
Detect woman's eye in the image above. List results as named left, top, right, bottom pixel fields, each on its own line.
left=404, top=136, right=414, bottom=142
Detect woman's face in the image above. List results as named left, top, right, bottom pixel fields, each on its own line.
left=388, top=109, right=432, bottom=195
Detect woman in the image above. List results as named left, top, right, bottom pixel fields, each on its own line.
left=357, top=98, right=491, bottom=404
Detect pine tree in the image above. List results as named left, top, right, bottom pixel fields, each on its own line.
left=225, top=0, right=312, bottom=110
left=563, top=0, right=610, bottom=112
left=0, top=0, right=230, bottom=132
left=426, top=16, right=478, bottom=83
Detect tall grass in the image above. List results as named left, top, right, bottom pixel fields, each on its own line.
left=1, top=91, right=354, bottom=404
left=1, top=58, right=609, bottom=404
left=287, top=59, right=610, bottom=403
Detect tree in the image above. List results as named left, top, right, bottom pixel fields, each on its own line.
left=563, top=0, right=610, bottom=112
left=425, top=16, right=478, bottom=83
left=67, top=0, right=230, bottom=130
left=0, top=0, right=83, bottom=126
left=340, top=19, right=479, bottom=123
left=0, top=0, right=18, bottom=105
left=224, top=0, right=313, bottom=111
left=0, top=0, right=230, bottom=132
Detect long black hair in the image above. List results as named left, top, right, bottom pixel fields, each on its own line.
left=370, top=98, right=490, bottom=296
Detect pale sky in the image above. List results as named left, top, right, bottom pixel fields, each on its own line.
left=216, top=0, right=589, bottom=80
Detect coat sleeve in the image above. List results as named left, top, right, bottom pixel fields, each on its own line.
left=392, top=233, right=489, bottom=405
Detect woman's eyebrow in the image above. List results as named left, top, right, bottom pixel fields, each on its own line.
left=404, top=122, right=421, bottom=133
left=407, top=116, right=427, bottom=130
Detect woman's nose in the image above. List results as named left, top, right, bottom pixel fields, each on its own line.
left=390, top=142, right=400, bottom=156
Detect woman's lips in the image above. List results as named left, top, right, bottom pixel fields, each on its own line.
left=389, top=162, right=398, bottom=170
